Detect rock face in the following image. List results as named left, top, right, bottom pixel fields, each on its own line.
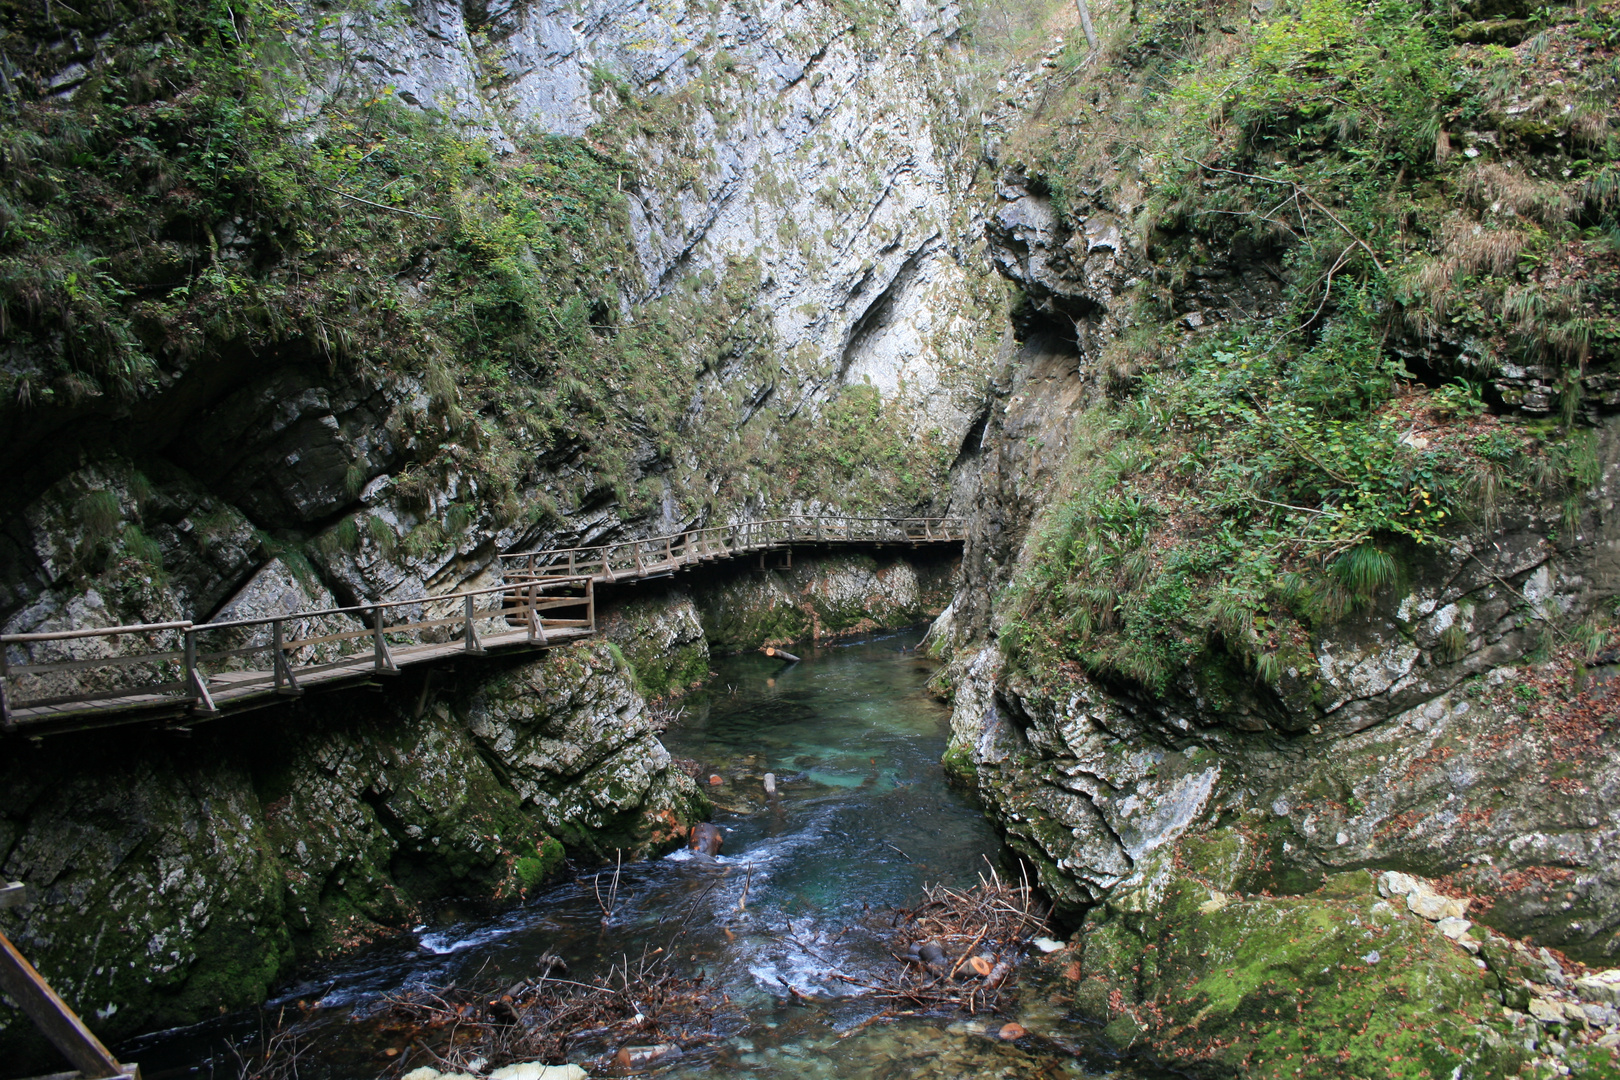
left=332, top=0, right=996, bottom=437
left=694, top=549, right=957, bottom=653
left=599, top=591, right=714, bottom=701
left=463, top=644, right=706, bottom=856
left=594, top=549, right=958, bottom=696
left=0, top=641, right=702, bottom=1064
left=941, top=418, right=1620, bottom=957
left=935, top=137, right=1620, bottom=999
left=1, top=0, right=1002, bottom=655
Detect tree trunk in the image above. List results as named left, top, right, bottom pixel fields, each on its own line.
left=1076, top=0, right=1099, bottom=49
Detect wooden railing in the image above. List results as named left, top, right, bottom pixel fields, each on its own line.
left=0, top=514, right=962, bottom=733
left=0, top=578, right=593, bottom=730
left=500, top=515, right=965, bottom=582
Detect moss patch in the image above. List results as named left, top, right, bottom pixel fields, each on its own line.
left=1070, top=852, right=1527, bottom=1078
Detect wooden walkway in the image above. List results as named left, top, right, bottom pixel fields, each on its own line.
left=0, top=515, right=963, bottom=737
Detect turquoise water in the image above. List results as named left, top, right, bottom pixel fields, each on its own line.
left=124, top=631, right=1144, bottom=1079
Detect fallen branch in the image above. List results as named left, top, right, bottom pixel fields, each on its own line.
left=1180, top=156, right=1384, bottom=273
left=324, top=186, right=445, bottom=221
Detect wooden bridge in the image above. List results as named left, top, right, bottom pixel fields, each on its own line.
left=0, top=515, right=963, bottom=737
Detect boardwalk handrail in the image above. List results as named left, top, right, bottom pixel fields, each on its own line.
left=1, top=578, right=595, bottom=728
left=500, top=514, right=965, bottom=583
left=0, top=580, right=591, bottom=645
left=0, top=513, right=962, bottom=733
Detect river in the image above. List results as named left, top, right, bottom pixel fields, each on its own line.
left=123, top=631, right=1149, bottom=1079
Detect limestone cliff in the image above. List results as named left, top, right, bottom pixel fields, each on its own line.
left=926, top=3, right=1620, bottom=1072
left=0, top=0, right=992, bottom=1053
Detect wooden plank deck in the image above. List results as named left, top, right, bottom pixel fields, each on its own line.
left=1, top=515, right=964, bottom=737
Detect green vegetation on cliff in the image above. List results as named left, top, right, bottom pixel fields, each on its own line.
left=0, top=0, right=959, bottom=568
left=1000, top=0, right=1619, bottom=694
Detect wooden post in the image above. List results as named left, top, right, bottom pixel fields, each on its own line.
left=0, top=929, right=137, bottom=1080
left=588, top=578, right=596, bottom=634
left=664, top=536, right=673, bottom=569
left=273, top=620, right=302, bottom=696
left=372, top=610, right=398, bottom=674
left=634, top=543, right=644, bottom=576
left=0, top=645, right=10, bottom=730
left=569, top=549, right=576, bottom=576
left=527, top=583, right=546, bottom=645
left=185, top=630, right=216, bottom=713
left=464, top=594, right=485, bottom=654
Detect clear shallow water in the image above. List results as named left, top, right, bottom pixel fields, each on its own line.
left=122, top=631, right=1144, bottom=1079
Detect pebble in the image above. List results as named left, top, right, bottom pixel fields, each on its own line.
left=1575, top=969, right=1620, bottom=1005
left=427, top=1064, right=587, bottom=1080
left=1407, top=890, right=1467, bottom=921
left=998, top=1023, right=1027, bottom=1040
left=1376, top=871, right=1419, bottom=899
left=1529, top=998, right=1565, bottom=1025
left=1584, top=1003, right=1620, bottom=1027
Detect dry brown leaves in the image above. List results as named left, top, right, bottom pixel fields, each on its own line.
left=377, top=951, right=725, bottom=1077
left=827, top=871, right=1050, bottom=1014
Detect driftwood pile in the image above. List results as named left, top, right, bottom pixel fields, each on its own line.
left=832, top=870, right=1050, bottom=1014
left=375, top=949, right=725, bottom=1076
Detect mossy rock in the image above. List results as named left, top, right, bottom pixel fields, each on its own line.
left=942, top=742, right=978, bottom=781
left=1072, top=864, right=1527, bottom=1078
left=514, top=836, right=566, bottom=891
left=601, top=593, right=712, bottom=700
left=1452, top=18, right=1531, bottom=44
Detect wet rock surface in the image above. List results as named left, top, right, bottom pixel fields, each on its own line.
left=0, top=642, right=702, bottom=1064
left=1039, top=843, right=1620, bottom=1078
left=695, top=550, right=956, bottom=654
left=1058, top=843, right=1528, bottom=1078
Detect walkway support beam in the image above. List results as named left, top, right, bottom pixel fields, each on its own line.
left=0, top=919, right=139, bottom=1080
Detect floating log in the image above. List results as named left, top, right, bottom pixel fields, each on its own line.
left=763, top=647, right=800, bottom=663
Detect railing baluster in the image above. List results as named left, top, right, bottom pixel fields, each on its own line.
left=0, top=645, right=11, bottom=730
left=373, top=609, right=397, bottom=674
left=464, top=594, right=485, bottom=654
left=528, top=581, right=546, bottom=645
left=186, top=629, right=217, bottom=713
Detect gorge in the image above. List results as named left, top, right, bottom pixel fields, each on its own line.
left=3, top=0, right=1620, bottom=1075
